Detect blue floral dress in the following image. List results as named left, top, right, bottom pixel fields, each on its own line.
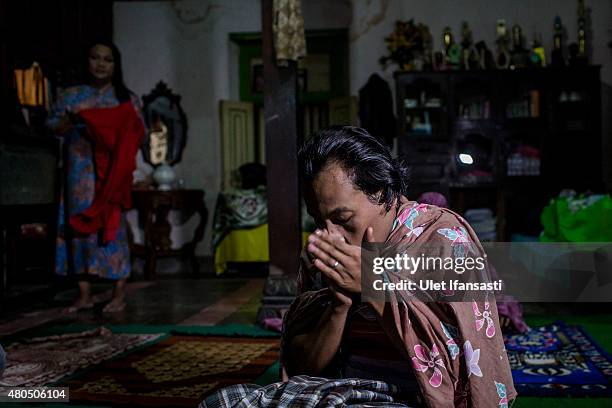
left=47, top=85, right=143, bottom=279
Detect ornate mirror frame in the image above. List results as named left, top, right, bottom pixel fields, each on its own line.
left=141, top=81, right=188, bottom=166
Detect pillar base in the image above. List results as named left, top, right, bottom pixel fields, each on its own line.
left=256, top=274, right=297, bottom=324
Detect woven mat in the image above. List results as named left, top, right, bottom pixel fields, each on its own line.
left=63, top=335, right=280, bottom=407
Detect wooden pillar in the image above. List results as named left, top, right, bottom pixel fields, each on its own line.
left=258, top=0, right=302, bottom=321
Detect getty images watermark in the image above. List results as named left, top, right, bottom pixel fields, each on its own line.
left=371, top=253, right=503, bottom=293
left=361, top=242, right=612, bottom=303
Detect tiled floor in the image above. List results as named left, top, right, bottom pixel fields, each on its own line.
left=0, top=277, right=266, bottom=336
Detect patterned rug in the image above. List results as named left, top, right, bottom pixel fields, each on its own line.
left=0, top=327, right=163, bottom=387
left=505, top=322, right=612, bottom=397
left=63, top=335, right=280, bottom=407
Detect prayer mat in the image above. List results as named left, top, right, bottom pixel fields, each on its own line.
left=1, top=327, right=163, bottom=387
left=63, top=335, right=280, bottom=407
left=505, top=322, right=612, bottom=397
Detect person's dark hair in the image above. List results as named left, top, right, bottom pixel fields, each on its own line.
left=298, top=126, right=410, bottom=212
left=84, top=40, right=131, bottom=103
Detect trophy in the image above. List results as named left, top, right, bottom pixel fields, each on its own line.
left=510, top=24, right=530, bottom=68
left=568, top=42, right=581, bottom=66
left=495, top=19, right=511, bottom=69
left=422, top=24, right=434, bottom=71
left=551, top=16, right=566, bottom=66
left=442, top=26, right=462, bottom=70
left=443, top=26, right=453, bottom=53
left=578, top=0, right=586, bottom=54
left=572, top=0, right=589, bottom=65
left=460, top=21, right=480, bottom=70
left=475, top=41, right=495, bottom=70
left=530, top=33, right=546, bottom=67
left=433, top=51, right=446, bottom=71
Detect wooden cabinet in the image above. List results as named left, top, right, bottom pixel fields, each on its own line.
left=0, top=133, right=59, bottom=308
left=130, top=189, right=208, bottom=279
left=395, top=66, right=603, bottom=240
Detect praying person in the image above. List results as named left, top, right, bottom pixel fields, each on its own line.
left=202, top=127, right=516, bottom=407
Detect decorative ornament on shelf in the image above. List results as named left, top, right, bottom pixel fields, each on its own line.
left=443, top=26, right=453, bottom=52
left=460, top=22, right=480, bottom=70
left=509, top=24, right=528, bottom=69
left=495, top=19, right=511, bottom=69
left=433, top=51, right=445, bottom=71
left=551, top=16, right=566, bottom=66
left=475, top=41, right=496, bottom=70
left=379, top=20, right=432, bottom=71
left=442, top=26, right=462, bottom=70
left=422, top=24, right=434, bottom=70
left=529, top=33, right=546, bottom=67
left=153, top=162, right=176, bottom=191
left=578, top=0, right=587, bottom=55
left=570, top=0, right=589, bottom=66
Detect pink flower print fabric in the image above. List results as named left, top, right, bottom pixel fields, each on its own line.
left=473, top=300, right=496, bottom=338
left=412, top=343, right=445, bottom=388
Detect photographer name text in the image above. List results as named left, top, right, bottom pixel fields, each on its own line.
left=372, top=279, right=504, bottom=292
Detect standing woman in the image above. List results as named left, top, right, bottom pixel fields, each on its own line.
left=47, top=41, right=144, bottom=313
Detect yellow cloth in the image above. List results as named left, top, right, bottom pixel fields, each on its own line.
left=14, top=62, right=49, bottom=109
left=214, top=223, right=309, bottom=275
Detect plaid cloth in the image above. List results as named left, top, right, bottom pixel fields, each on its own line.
left=200, top=375, right=412, bottom=408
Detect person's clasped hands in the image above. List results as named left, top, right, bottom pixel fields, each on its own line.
left=306, top=220, right=376, bottom=307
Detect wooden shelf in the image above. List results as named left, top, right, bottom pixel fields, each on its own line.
left=449, top=183, right=498, bottom=189
left=404, top=106, right=444, bottom=110
left=395, top=66, right=603, bottom=240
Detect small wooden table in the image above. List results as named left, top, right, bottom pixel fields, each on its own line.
left=130, top=189, right=208, bottom=279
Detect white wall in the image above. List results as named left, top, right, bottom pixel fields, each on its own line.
left=115, top=1, right=262, bottom=256
left=114, top=0, right=351, bottom=256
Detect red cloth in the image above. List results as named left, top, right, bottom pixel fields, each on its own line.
left=70, top=102, right=144, bottom=243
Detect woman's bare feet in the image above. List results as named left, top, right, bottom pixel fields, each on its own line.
left=64, top=297, right=94, bottom=313
left=102, top=297, right=126, bottom=313
left=64, top=280, right=94, bottom=313
left=103, top=278, right=127, bottom=313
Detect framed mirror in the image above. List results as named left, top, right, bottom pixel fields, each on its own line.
left=141, top=81, right=187, bottom=166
